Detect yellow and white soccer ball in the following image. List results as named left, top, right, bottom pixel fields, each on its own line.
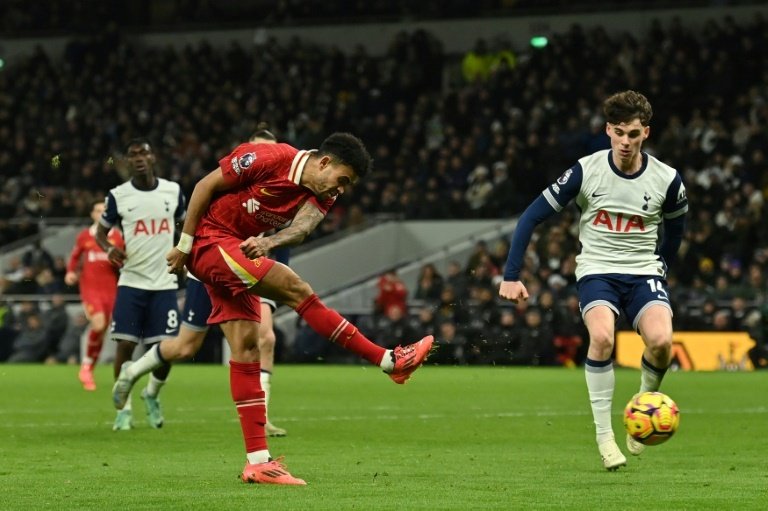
left=624, top=391, right=680, bottom=446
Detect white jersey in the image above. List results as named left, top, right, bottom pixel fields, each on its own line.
left=101, top=178, right=186, bottom=290
left=543, top=150, right=688, bottom=280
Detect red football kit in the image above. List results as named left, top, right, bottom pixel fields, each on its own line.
left=188, top=142, right=334, bottom=324
left=67, top=226, right=123, bottom=317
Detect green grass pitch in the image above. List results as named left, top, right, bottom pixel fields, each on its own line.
left=0, top=364, right=766, bottom=510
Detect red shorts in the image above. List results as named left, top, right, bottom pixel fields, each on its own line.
left=81, top=291, right=117, bottom=318
left=187, top=235, right=274, bottom=325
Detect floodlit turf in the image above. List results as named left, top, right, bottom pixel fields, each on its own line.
left=0, top=364, right=766, bottom=510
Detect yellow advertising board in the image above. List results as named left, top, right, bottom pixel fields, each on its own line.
left=616, top=331, right=756, bottom=371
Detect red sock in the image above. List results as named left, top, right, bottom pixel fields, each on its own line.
left=296, top=294, right=386, bottom=365
left=86, top=329, right=104, bottom=364
left=229, top=360, right=268, bottom=454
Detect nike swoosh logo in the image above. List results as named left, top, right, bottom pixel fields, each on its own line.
left=591, top=192, right=606, bottom=198
left=165, top=328, right=176, bottom=334
left=127, top=206, right=137, bottom=211
left=260, top=187, right=279, bottom=197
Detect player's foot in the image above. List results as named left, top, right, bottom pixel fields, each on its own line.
left=241, top=457, right=306, bottom=485
left=78, top=364, right=96, bottom=391
left=387, top=335, right=435, bottom=384
left=141, top=388, right=164, bottom=429
left=266, top=421, right=288, bottom=437
left=626, top=433, right=646, bottom=456
left=112, top=361, right=135, bottom=409
left=113, top=409, right=133, bottom=431
left=598, top=438, right=627, bottom=471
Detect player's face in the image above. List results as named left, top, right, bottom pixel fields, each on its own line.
left=606, top=119, right=649, bottom=168
left=125, top=143, right=156, bottom=176
left=316, top=157, right=358, bottom=200
left=90, top=202, right=105, bottom=223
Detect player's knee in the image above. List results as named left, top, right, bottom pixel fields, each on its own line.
left=589, top=329, right=614, bottom=352
left=90, top=315, right=107, bottom=333
left=177, top=342, right=199, bottom=360
left=258, top=328, right=276, bottom=349
left=644, top=331, right=672, bottom=355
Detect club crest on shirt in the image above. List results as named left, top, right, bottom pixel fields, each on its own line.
left=556, top=168, right=572, bottom=185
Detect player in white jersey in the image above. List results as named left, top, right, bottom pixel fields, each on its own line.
left=96, top=138, right=186, bottom=431
left=499, top=91, right=688, bottom=470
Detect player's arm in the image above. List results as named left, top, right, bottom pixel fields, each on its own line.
left=166, top=167, right=235, bottom=274
left=499, top=164, right=582, bottom=303
left=96, top=192, right=126, bottom=267
left=658, top=173, right=688, bottom=270
left=239, top=201, right=325, bottom=259
left=64, top=233, right=84, bottom=285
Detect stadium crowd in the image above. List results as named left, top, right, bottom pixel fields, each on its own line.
left=1, top=12, right=767, bottom=367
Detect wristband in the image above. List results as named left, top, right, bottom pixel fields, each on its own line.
left=176, top=233, right=194, bottom=254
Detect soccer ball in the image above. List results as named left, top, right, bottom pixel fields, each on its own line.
left=623, top=391, right=680, bottom=446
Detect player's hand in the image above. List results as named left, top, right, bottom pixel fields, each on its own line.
left=239, top=236, right=274, bottom=259
left=64, top=271, right=78, bottom=286
left=166, top=247, right=188, bottom=275
left=498, top=280, right=529, bottom=303
left=106, top=246, right=127, bottom=268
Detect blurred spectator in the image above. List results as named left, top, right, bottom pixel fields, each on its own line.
left=374, top=270, right=408, bottom=316
left=42, top=294, right=69, bottom=363
left=430, top=320, right=467, bottom=365
left=372, top=304, right=417, bottom=350
left=414, top=263, right=444, bottom=302
left=51, top=311, right=88, bottom=365
left=511, top=307, right=556, bottom=366
left=8, top=312, right=47, bottom=362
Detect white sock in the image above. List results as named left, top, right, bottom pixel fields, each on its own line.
left=260, top=370, right=272, bottom=415
left=126, top=344, right=164, bottom=381
left=246, top=450, right=271, bottom=465
left=379, top=349, right=394, bottom=372
left=640, top=356, right=667, bottom=393
left=585, top=359, right=615, bottom=444
left=145, top=373, right=166, bottom=398
left=121, top=391, right=133, bottom=411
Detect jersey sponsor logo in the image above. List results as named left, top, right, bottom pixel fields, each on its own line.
left=133, top=218, right=172, bottom=235
left=592, top=210, right=645, bottom=232
left=259, top=187, right=279, bottom=197
left=676, top=187, right=687, bottom=203
left=556, top=168, right=572, bottom=185
left=242, top=198, right=261, bottom=214
left=551, top=184, right=560, bottom=194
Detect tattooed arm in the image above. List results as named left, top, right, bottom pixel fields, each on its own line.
left=239, top=201, right=326, bottom=259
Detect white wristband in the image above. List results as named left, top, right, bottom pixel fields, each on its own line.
left=176, top=233, right=194, bottom=254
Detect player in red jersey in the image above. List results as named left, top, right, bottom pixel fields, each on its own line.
left=65, top=200, right=124, bottom=391
left=166, top=132, right=434, bottom=485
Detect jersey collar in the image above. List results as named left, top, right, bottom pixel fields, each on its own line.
left=288, top=149, right=316, bottom=184
left=607, top=151, right=648, bottom=179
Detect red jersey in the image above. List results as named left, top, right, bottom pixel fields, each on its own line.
left=67, top=226, right=124, bottom=292
left=196, top=143, right=335, bottom=240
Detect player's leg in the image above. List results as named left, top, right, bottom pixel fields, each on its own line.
left=253, top=261, right=434, bottom=384
left=221, top=315, right=305, bottom=485
left=635, top=307, right=673, bottom=393
left=578, top=275, right=625, bottom=470
left=625, top=279, right=674, bottom=455
left=109, top=287, right=143, bottom=431
left=79, top=301, right=107, bottom=391
left=258, top=300, right=286, bottom=437
left=137, top=289, right=180, bottom=429
left=114, top=279, right=210, bottom=409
